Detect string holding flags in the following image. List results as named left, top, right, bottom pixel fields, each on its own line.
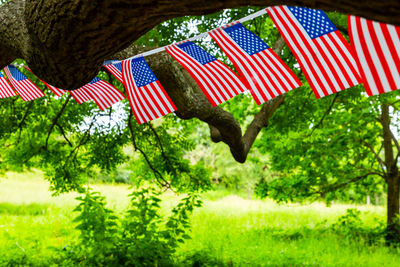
left=1, top=6, right=399, bottom=124
left=210, top=22, right=302, bottom=105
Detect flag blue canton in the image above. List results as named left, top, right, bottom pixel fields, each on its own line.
left=113, top=62, right=122, bottom=71
left=131, top=57, right=157, bottom=87
left=177, top=41, right=216, bottom=65
left=0, top=72, right=3, bottom=78
left=104, top=61, right=122, bottom=71
left=8, top=65, right=26, bottom=81
left=224, top=23, right=269, bottom=55
left=287, top=6, right=337, bottom=39
left=89, top=77, right=101, bottom=84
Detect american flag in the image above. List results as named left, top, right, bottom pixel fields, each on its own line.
left=348, top=16, right=400, bottom=96
left=0, top=71, right=16, bottom=98
left=166, top=41, right=246, bottom=106
left=210, top=22, right=302, bottom=105
left=80, top=77, right=126, bottom=110
left=3, top=65, right=45, bottom=101
left=104, top=60, right=124, bottom=83
left=267, top=6, right=361, bottom=98
left=44, top=82, right=67, bottom=97
left=24, top=66, right=66, bottom=97
left=122, top=57, right=176, bottom=124
left=69, top=87, right=92, bottom=104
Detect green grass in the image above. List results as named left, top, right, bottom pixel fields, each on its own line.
left=0, top=171, right=399, bottom=266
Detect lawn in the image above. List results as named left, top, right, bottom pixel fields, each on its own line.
left=0, top=171, right=399, bottom=266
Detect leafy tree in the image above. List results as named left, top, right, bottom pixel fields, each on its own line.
left=256, top=74, right=400, bottom=242
left=0, top=0, right=399, bottom=244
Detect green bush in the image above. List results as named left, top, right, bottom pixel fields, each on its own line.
left=64, top=187, right=202, bottom=266
left=331, top=209, right=386, bottom=245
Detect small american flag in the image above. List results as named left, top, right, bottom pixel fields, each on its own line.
left=3, top=65, right=45, bottom=101
left=104, top=61, right=124, bottom=83
left=210, top=22, right=302, bottom=105
left=348, top=16, right=400, bottom=96
left=122, top=57, right=176, bottom=124
left=24, top=66, right=66, bottom=97
left=69, top=87, right=92, bottom=104
left=267, top=6, right=361, bottom=98
left=0, top=71, right=16, bottom=98
left=44, top=82, right=67, bottom=97
left=80, top=77, right=126, bottom=110
left=166, top=41, right=246, bottom=106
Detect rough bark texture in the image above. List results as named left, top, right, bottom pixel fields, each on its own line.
left=1, top=0, right=400, bottom=89
left=381, top=104, right=400, bottom=243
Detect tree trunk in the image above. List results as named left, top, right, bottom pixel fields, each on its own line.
left=386, top=174, right=400, bottom=243
left=381, top=104, right=400, bottom=243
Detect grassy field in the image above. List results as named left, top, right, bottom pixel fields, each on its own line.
left=0, top=171, right=399, bottom=266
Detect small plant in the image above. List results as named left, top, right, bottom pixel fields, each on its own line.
left=331, top=208, right=385, bottom=245
left=67, top=186, right=201, bottom=266
left=71, top=189, right=119, bottom=265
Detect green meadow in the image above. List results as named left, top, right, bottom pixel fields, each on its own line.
left=0, top=171, right=399, bottom=266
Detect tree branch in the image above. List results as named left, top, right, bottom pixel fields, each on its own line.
left=316, top=172, right=381, bottom=196
left=56, top=123, right=73, bottom=147
left=362, top=140, right=387, bottom=176
left=127, top=112, right=169, bottom=187
left=45, top=95, right=71, bottom=149
left=309, top=94, right=338, bottom=135
left=1, top=0, right=400, bottom=89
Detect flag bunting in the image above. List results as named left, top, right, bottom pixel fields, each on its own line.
left=1, top=6, right=399, bottom=125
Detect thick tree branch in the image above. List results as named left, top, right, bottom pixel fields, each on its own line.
left=1, top=0, right=400, bottom=89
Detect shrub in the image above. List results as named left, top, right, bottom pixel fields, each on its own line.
left=64, top=187, right=201, bottom=266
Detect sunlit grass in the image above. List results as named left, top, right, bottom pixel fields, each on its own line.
left=0, top=171, right=399, bottom=266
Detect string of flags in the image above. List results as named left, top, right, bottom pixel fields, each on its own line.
left=0, top=6, right=399, bottom=124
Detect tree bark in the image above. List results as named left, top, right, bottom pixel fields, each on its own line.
left=1, top=0, right=400, bottom=89
left=387, top=174, right=400, bottom=243
left=381, top=104, right=400, bottom=243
